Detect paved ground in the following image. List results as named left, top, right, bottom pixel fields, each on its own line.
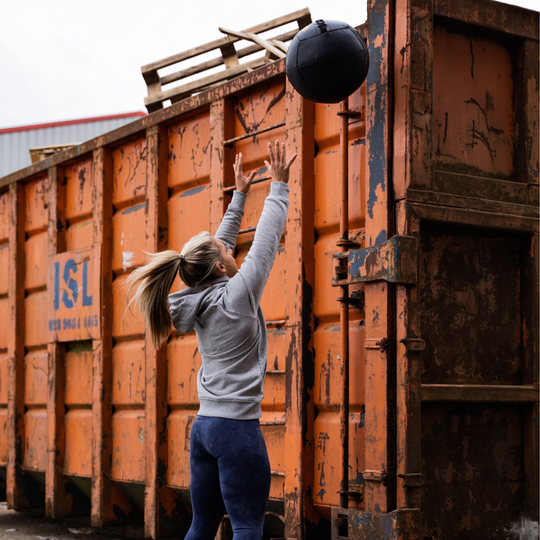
left=0, top=503, right=128, bottom=540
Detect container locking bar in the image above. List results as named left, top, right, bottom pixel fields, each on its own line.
left=222, top=121, right=286, bottom=147
left=222, top=119, right=287, bottom=193
left=223, top=176, right=271, bottom=193
left=332, top=235, right=418, bottom=286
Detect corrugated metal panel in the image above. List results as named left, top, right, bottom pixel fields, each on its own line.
left=0, top=1, right=537, bottom=537
left=0, top=115, right=146, bottom=178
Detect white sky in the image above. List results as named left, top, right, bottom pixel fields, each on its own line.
left=0, top=0, right=537, bottom=129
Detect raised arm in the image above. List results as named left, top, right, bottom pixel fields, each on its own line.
left=232, top=141, right=297, bottom=309
left=215, top=191, right=246, bottom=250
left=215, top=152, right=255, bottom=249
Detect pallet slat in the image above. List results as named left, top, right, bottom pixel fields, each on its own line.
left=141, top=9, right=311, bottom=112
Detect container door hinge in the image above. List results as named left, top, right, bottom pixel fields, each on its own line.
left=397, top=472, right=426, bottom=488
left=399, top=337, right=426, bottom=351
left=332, top=236, right=418, bottom=286
left=363, top=469, right=388, bottom=485
left=338, top=481, right=364, bottom=502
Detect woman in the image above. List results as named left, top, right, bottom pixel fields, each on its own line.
left=127, top=140, right=296, bottom=539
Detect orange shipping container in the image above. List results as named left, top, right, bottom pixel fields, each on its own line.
left=0, top=0, right=538, bottom=538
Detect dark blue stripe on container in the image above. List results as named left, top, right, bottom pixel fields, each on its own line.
left=180, top=185, right=206, bottom=198
left=122, top=202, right=146, bottom=215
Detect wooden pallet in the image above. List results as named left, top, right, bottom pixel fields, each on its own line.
left=141, top=8, right=311, bottom=112
left=29, top=143, right=81, bottom=164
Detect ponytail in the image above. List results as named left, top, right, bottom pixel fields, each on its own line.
left=126, top=251, right=181, bottom=349
left=125, top=231, right=222, bottom=349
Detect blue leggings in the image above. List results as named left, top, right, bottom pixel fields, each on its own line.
left=185, top=416, right=271, bottom=540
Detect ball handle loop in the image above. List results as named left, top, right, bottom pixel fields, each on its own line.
left=315, top=19, right=328, bottom=33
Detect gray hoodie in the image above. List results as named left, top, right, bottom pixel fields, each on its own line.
left=168, top=181, right=290, bottom=420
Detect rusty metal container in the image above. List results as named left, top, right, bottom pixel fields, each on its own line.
left=0, top=0, right=537, bottom=538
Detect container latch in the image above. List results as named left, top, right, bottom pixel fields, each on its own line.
left=332, top=236, right=418, bottom=286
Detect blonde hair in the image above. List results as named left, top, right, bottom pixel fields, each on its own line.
left=126, top=232, right=222, bottom=349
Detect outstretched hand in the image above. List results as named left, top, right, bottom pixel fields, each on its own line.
left=264, top=140, right=297, bottom=184
left=233, top=153, right=256, bottom=194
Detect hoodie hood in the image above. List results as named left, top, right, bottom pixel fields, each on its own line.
left=168, top=277, right=229, bottom=334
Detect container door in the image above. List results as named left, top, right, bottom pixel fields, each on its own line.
left=393, top=0, right=539, bottom=538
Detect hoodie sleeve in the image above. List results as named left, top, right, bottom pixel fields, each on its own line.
left=215, top=190, right=247, bottom=250
left=226, top=182, right=289, bottom=313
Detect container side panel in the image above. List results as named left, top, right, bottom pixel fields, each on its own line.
left=112, top=138, right=147, bottom=208
left=233, top=81, right=287, bottom=167
left=0, top=190, right=9, bottom=241
left=313, top=411, right=365, bottom=508
left=420, top=224, right=522, bottom=384
left=112, top=204, right=147, bottom=276
left=314, top=140, right=366, bottom=234
left=236, top=239, right=287, bottom=322
left=421, top=403, right=525, bottom=539
left=168, top=185, right=211, bottom=260
left=266, top=327, right=289, bottom=372
left=65, top=349, right=93, bottom=406
left=312, top=323, right=365, bottom=508
left=168, top=112, right=211, bottom=191
left=314, top=323, right=366, bottom=410
left=0, top=354, right=7, bottom=404
left=433, top=24, right=515, bottom=180
left=111, top=409, right=145, bottom=483
left=314, top=98, right=366, bottom=236
left=63, top=160, right=93, bottom=223
left=24, top=292, right=49, bottom=349
left=109, top=139, right=148, bottom=485
left=112, top=341, right=145, bottom=407
left=23, top=408, right=47, bottom=471
left=260, top=415, right=285, bottom=500
left=0, top=188, right=7, bottom=400
left=238, top=182, right=273, bottom=232
left=24, top=172, right=49, bottom=429
left=64, top=409, right=92, bottom=477
left=262, top=326, right=291, bottom=463
left=0, top=408, right=7, bottom=465
left=262, top=371, right=285, bottom=412
left=167, top=334, right=201, bottom=407
left=24, top=175, right=49, bottom=490
left=25, top=232, right=48, bottom=292
left=24, top=176, right=49, bottom=362
left=0, top=245, right=9, bottom=295
left=24, top=348, right=48, bottom=473
left=0, top=352, right=7, bottom=465
left=112, top=274, right=145, bottom=340
left=24, top=351, right=48, bottom=405
left=167, top=410, right=194, bottom=489
left=64, top=346, right=92, bottom=478
left=311, top=86, right=367, bottom=516
left=66, top=220, right=93, bottom=252
left=25, top=176, right=49, bottom=234
left=314, top=87, right=367, bottom=151
left=0, top=299, right=8, bottom=350
left=234, top=83, right=289, bottom=505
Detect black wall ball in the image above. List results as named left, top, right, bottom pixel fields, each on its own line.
left=286, top=19, right=370, bottom=104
